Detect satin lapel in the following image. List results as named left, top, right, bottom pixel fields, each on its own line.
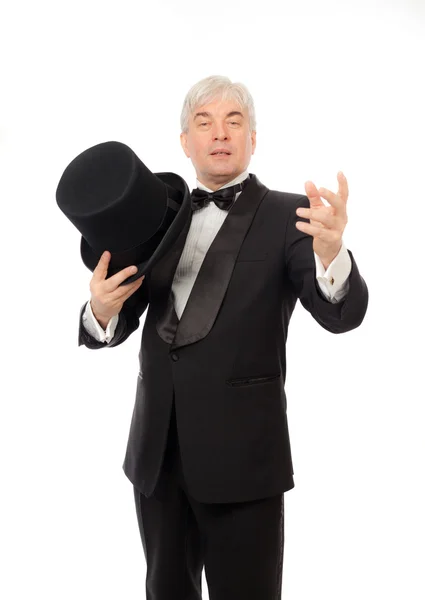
left=171, top=174, right=269, bottom=351
left=150, top=195, right=192, bottom=344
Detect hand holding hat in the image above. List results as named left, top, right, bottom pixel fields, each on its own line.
left=89, top=250, right=145, bottom=329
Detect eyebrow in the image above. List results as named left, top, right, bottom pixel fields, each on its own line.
left=193, top=111, right=244, bottom=120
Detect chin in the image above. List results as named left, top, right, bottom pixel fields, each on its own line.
left=211, top=163, right=236, bottom=173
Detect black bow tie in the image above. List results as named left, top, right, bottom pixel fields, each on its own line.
left=191, top=179, right=248, bottom=212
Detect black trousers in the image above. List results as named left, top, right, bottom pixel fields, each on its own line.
left=133, top=399, right=285, bottom=600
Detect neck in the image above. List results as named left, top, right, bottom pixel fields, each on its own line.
left=197, top=170, right=247, bottom=192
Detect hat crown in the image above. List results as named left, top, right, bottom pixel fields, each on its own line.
left=56, top=141, right=167, bottom=252
left=57, top=142, right=137, bottom=215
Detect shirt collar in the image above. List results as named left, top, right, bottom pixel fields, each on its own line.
left=195, top=170, right=249, bottom=193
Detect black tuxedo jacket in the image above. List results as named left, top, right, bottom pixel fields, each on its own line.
left=78, top=174, right=368, bottom=504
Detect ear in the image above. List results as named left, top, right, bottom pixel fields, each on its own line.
left=180, top=132, right=190, bottom=158
left=251, top=130, right=257, bottom=155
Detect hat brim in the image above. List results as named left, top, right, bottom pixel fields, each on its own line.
left=80, top=171, right=191, bottom=286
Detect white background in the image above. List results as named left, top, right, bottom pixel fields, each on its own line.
left=1, top=1, right=424, bottom=598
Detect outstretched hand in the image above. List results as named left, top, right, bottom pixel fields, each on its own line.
left=296, top=171, right=348, bottom=270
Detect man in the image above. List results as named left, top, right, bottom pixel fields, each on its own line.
left=78, top=75, right=368, bottom=599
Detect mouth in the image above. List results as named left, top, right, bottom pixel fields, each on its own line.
left=210, top=151, right=231, bottom=157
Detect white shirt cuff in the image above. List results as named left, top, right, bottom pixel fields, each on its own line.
left=82, top=300, right=119, bottom=343
left=314, top=241, right=352, bottom=303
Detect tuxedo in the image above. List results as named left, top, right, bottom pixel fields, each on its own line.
left=78, top=173, right=368, bottom=504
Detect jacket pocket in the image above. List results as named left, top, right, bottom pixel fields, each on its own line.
left=226, top=372, right=281, bottom=387
left=235, top=252, right=268, bottom=262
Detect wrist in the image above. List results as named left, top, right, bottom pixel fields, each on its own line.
left=90, top=302, right=111, bottom=331
left=318, top=245, right=341, bottom=271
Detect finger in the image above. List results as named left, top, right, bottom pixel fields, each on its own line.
left=296, top=206, right=336, bottom=228
left=104, top=264, right=140, bottom=293
left=304, top=181, right=325, bottom=208
left=295, top=221, right=341, bottom=246
left=295, top=221, right=325, bottom=237
left=115, top=277, right=146, bottom=305
left=318, top=186, right=345, bottom=212
left=112, top=274, right=145, bottom=301
left=337, top=171, right=349, bottom=203
left=92, top=250, right=111, bottom=282
left=318, top=187, right=337, bottom=205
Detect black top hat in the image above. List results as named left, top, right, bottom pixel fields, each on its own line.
left=56, top=141, right=192, bottom=286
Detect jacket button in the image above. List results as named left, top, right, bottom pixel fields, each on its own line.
left=171, top=353, right=179, bottom=361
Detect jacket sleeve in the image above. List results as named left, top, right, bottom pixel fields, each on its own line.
left=78, top=273, right=151, bottom=349
left=284, top=194, right=369, bottom=334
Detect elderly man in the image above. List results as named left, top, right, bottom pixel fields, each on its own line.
left=78, top=75, right=368, bottom=600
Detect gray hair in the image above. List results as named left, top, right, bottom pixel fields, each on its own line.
left=180, top=75, right=256, bottom=133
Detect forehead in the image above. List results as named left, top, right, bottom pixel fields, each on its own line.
left=192, top=97, right=246, bottom=118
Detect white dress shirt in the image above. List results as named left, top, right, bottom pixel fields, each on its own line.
left=82, top=170, right=352, bottom=343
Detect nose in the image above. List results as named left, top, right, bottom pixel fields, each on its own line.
left=212, top=122, right=229, bottom=141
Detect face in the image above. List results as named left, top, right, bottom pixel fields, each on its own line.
left=180, top=97, right=256, bottom=191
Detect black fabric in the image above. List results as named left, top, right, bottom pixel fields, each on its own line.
left=190, top=178, right=249, bottom=211
left=133, top=395, right=285, bottom=600
left=78, top=173, right=369, bottom=504
left=78, top=170, right=368, bottom=598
